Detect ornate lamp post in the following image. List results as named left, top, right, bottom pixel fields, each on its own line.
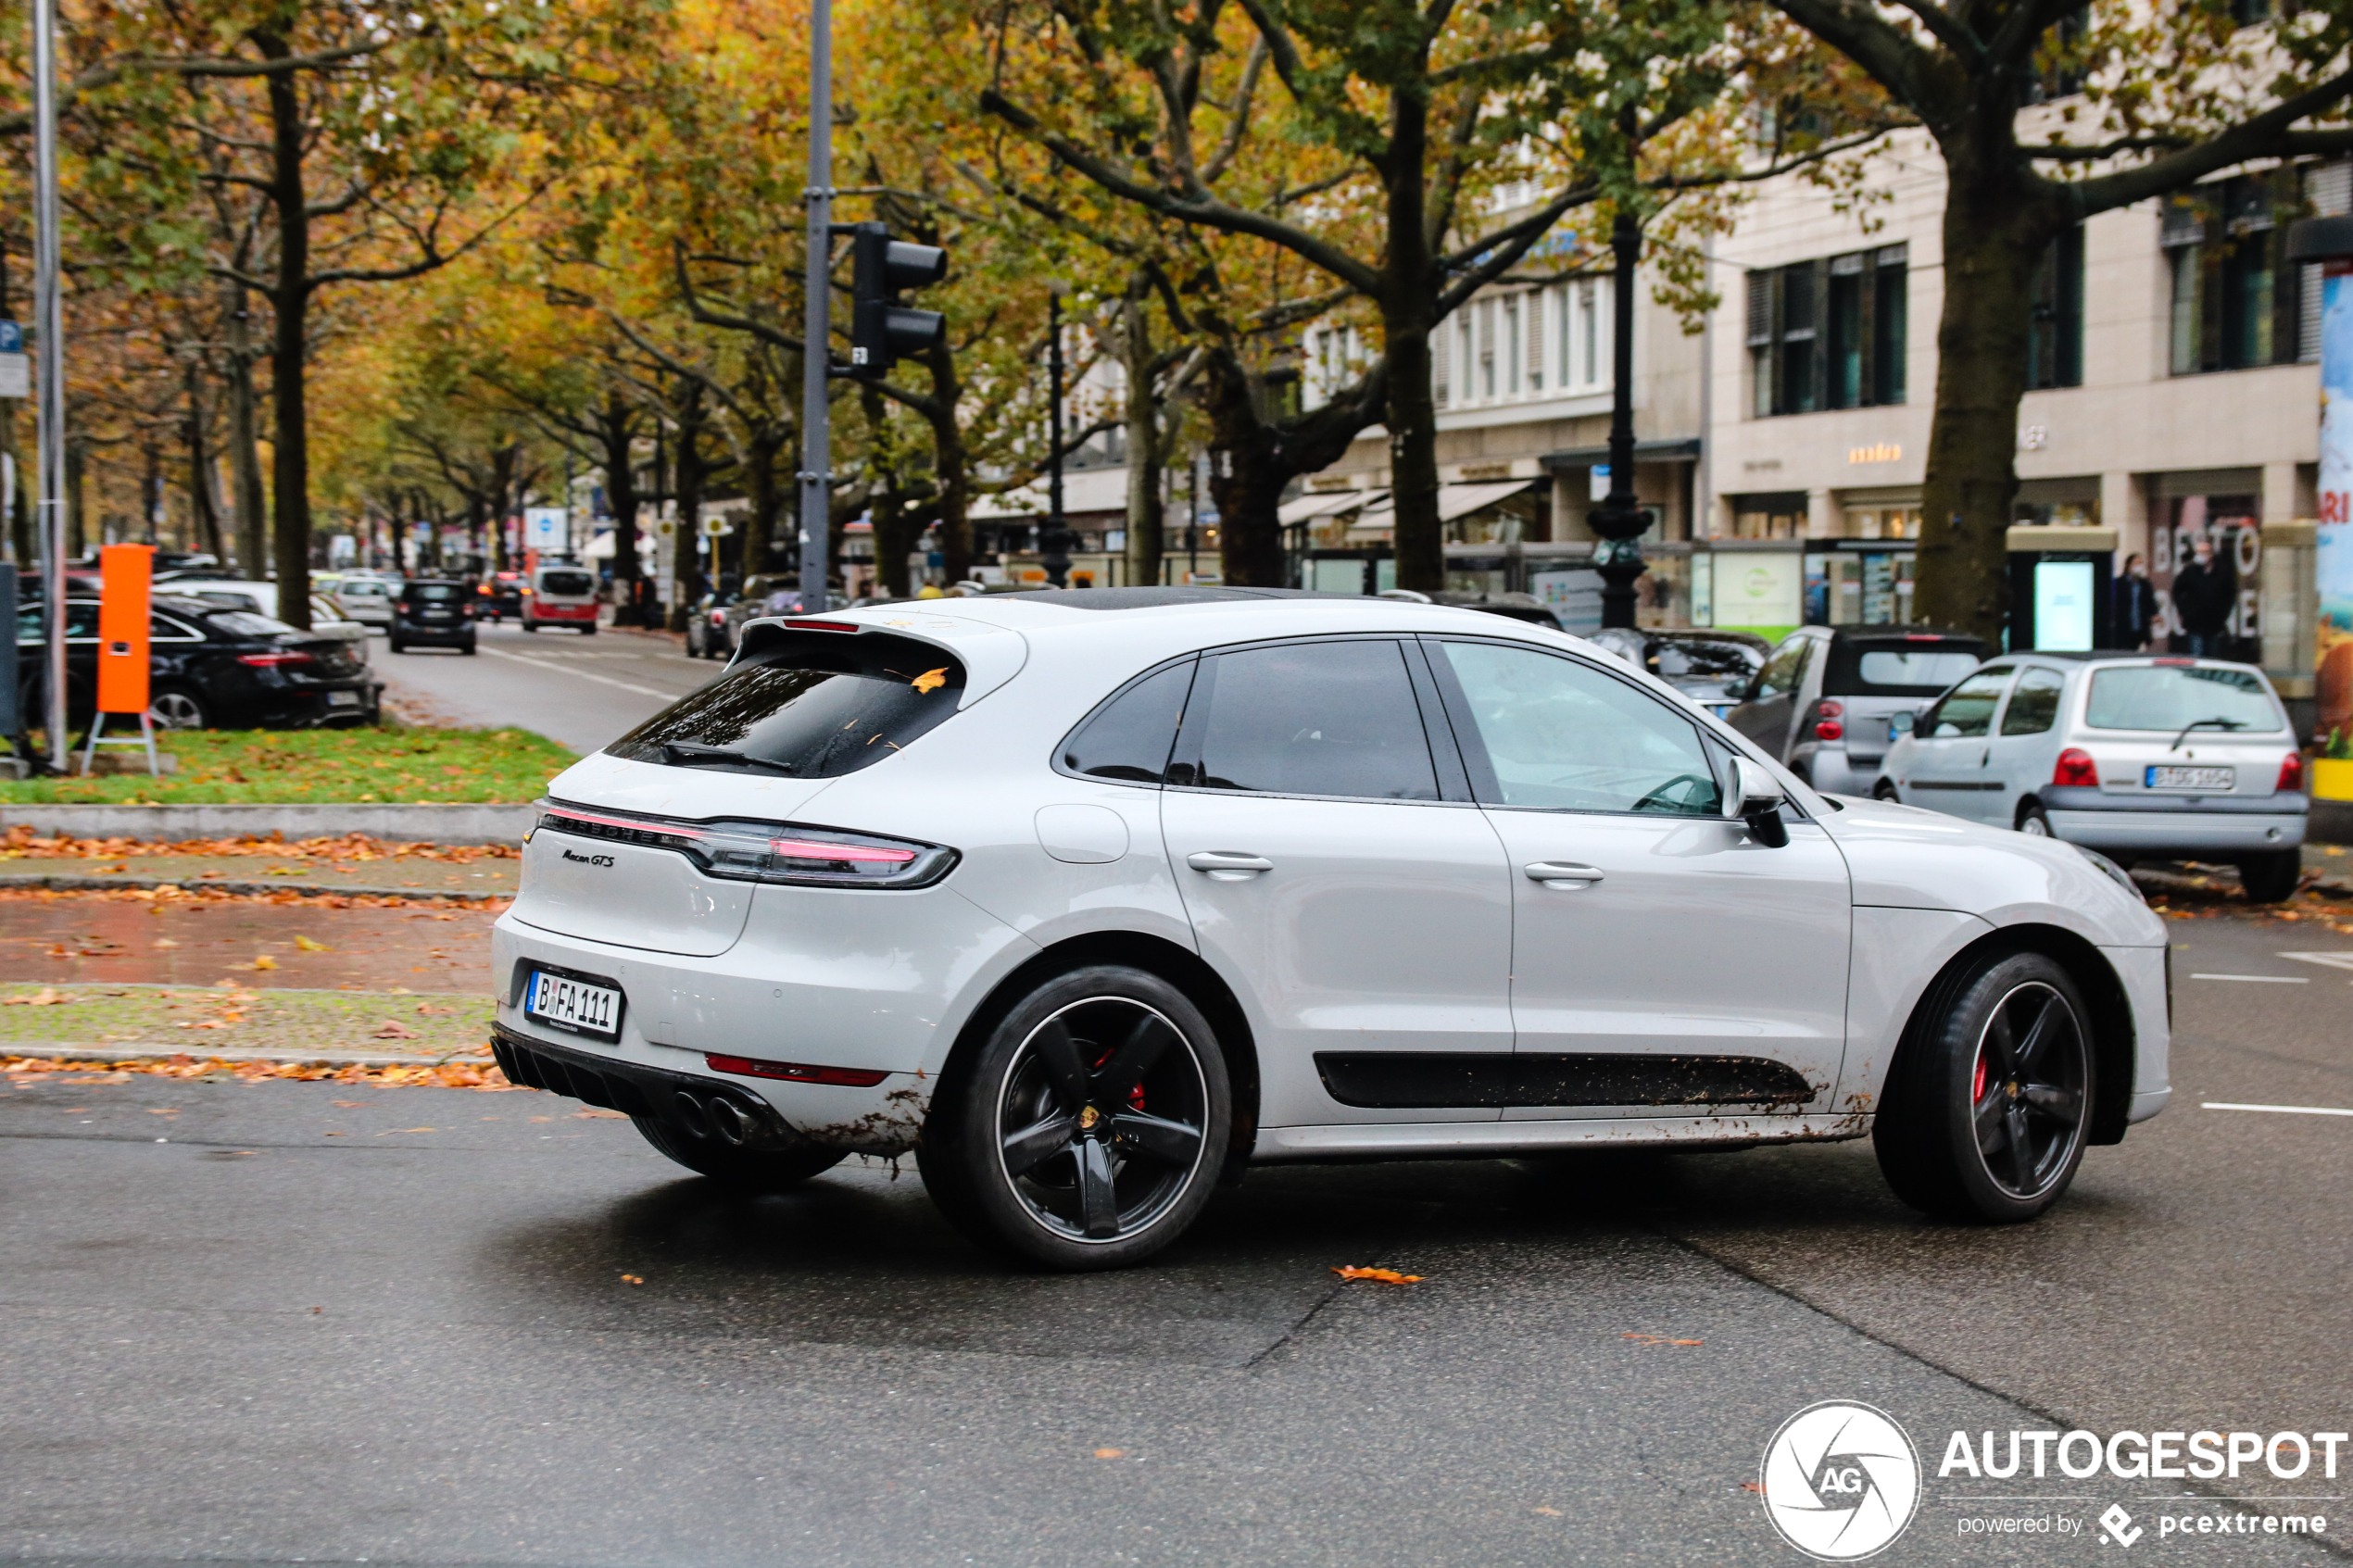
left=1586, top=207, right=1647, bottom=630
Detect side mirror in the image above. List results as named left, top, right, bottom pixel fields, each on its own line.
left=1728, top=756, right=1791, bottom=847
left=1888, top=709, right=1916, bottom=736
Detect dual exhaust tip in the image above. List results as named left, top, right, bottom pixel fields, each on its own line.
left=670, top=1086, right=776, bottom=1148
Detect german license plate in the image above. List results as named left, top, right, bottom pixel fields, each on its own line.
left=326, top=690, right=360, bottom=707
left=524, top=970, right=623, bottom=1040
left=2146, top=765, right=2234, bottom=791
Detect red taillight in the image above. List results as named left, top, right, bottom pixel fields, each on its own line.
left=2153, top=657, right=2193, bottom=667
left=709, top=611, right=726, bottom=626
left=784, top=619, right=858, bottom=632
left=2280, top=752, right=2307, bottom=793
left=236, top=651, right=314, bottom=668
left=1809, top=698, right=1843, bottom=741
left=767, top=836, right=916, bottom=865
left=1815, top=720, right=1844, bottom=741
left=2054, top=747, right=2099, bottom=787
left=705, top=1053, right=889, bottom=1087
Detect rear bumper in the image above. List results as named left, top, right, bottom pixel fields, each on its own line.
left=2047, top=809, right=2304, bottom=856
left=1792, top=745, right=1884, bottom=796
left=393, top=621, right=474, bottom=645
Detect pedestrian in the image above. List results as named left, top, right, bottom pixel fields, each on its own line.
left=2113, top=552, right=2158, bottom=650
left=2170, top=533, right=2236, bottom=658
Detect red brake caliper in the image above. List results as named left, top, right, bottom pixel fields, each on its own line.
left=1972, top=1051, right=1988, bottom=1107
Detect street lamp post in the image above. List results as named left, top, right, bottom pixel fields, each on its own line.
left=1587, top=207, right=1649, bottom=631
left=797, top=0, right=834, bottom=614
left=32, top=0, right=66, bottom=770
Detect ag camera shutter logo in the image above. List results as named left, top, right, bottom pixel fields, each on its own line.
left=1760, top=1401, right=1921, bottom=1560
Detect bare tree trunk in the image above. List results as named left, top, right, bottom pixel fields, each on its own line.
left=184, top=363, right=226, bottom=562
left=920, top=340, right=972, bottom=583
left=258, top=33, right=312, bottom=627
left=223, top=284, right=268, bottom=577
left=600, top=394, right=641, bottom=621
left=1912, top=160, right=2052, bottom=642
left=1120, top=284, right=1164, bottom=589
left=742, top=423, right=784, bottom=583
left=671, top=384, right=706, bottom=632
left=1377, top=92, right=1441, bottom=594
left=1194, top=350, right=1285, bottom=586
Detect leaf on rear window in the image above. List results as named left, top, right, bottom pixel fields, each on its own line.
left=911, top=667, right=948, bottom=694
left=1332, top=1266, right=1422, bottom=1285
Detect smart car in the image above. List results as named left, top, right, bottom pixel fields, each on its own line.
left=1725, top=625, right=1990, bottom=793
left=489, top=588, right=2170, bottom=1270
left=1875, top=652, right=2307, bottom=901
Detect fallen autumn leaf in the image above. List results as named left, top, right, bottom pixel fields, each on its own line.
left=1332, top=1266, right=1423, bottom=1285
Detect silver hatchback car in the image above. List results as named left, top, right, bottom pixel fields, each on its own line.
left=1874, top=653, right=2308, bottom=900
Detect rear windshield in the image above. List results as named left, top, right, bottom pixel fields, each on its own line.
left=405, top=583, right=462, bottom=602
left=340, top=581, right=387, bottom=597
left=205, top=609, right=295, bottom=638
left=607, top=632, right=966, bottom=778
left=2085, top=665, right=2282, bottom=734
left=1824, top=639, right=1989, bottom=696
left=1652, top=639, right=1761, bottom=680
left=539, top=571, right=595, bottom=596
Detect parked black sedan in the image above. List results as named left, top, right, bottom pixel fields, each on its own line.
left=388, top=579, right=478, bottom=654
left=17, top=595, right=382, bottom=730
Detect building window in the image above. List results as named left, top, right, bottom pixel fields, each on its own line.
left=2163, top=173, right=2301, bottom=376
left=1504, top=295, right=1521, bottom=395
left=1749, top=245, right=1907, bottom=417
left=2027, top=225, right=2084, bottom=389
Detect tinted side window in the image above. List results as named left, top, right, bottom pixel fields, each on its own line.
left=1925, top=668, right=2012, bottom=738
left=1059, top=659, right=1195, bottom=784
left=2000, top=667, right=2066, bottom=735
left=1189, top=640, right=1438, bottom=800
left=1755, top=636, right=1810, bottom=696
left=1436, top=640, right=1723, bottom=815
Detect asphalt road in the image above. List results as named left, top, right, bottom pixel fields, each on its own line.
left=1, top=907, right=2347, bottom=1568
left=377, top=621, right=721, bottom=753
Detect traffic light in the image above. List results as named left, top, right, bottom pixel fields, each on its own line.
left=849, top=221, right=947, bottom=379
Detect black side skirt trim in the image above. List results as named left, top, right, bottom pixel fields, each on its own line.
left=1314, top=1051, right=1816, bottom=1110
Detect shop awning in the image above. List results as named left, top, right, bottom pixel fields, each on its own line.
left=1341, top=480, right=1533, bottom=541
left=1538, top=436, right=1702, bottom=471
left=1279, top=489, right=1382, bottom=525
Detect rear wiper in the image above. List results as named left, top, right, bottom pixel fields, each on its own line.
left=2171, top=717, right=2246, bottom=751
left=661, top=741, right=798, bottom=774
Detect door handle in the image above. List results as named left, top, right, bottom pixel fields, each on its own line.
left=1523, top=861, right=1604, bottom=889
left=1187, top=850, right=1273, bottom=879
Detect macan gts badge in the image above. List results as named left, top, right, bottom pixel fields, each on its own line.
left=490, top=588, right=2172, bottom=1271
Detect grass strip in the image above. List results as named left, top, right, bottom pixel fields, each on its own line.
left=0, top=727, right=573, bottom=805
left=0, top=982, right=497, bottom=1057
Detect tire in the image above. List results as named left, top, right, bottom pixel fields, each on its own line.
left=631, top=1114, right=847, bottom=1192
left=583, top=624, right=597, bottom=636
left=2016, top=800, right=2053, bottom=836
left=461, top=639, right=478, bottom=656
left=146, top=686, right=210, bottom=731
left=389, top=639, right=407, bottom=655
left=524, top=621, right=539, bottom=633
left=2239, top=848, right=2303, bottom=904
left=1874, top=950, right=2095, bottom=1223
left=918, top=964, right=1231, bottom=1271
left=1873, top=779, right=1901, bottom=802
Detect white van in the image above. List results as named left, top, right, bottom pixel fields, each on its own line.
left=526, top=564, right=599, bottom=634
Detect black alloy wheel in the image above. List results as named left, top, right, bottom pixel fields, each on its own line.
left=146, top=686, right=210, bottom=731
left=1876, top=951, right=2094, bottom=1223
left=920, top=965, right=1230, bottom=1270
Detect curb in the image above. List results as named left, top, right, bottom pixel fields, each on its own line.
left=0, top=1043, right=491, bottom=1069
left=0, top=802, right=536, bottom=844
left=0, top=873, right=512, bottom=901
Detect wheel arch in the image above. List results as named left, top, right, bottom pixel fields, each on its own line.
left=937, top=929, right=1261, bottom=1184
left=1896, top=922, right=2135, bottom=1147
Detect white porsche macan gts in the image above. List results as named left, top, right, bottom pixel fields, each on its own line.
left=490, top=588, right=2171, bottom=1270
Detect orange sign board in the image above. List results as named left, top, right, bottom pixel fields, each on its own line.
left=95, top=544, right=154, bottom=716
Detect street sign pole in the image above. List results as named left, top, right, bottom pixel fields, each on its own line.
left=797, top=0, right=832, bottom=613
left=32, top=0, right=67, bottom=770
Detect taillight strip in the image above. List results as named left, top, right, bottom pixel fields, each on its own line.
left=768, top=836, right=914, bottom=864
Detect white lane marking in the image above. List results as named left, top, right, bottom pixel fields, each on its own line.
left=2202, top=1102, right=2353, bottom=1118
left=478, top=648, right=678, bottom=699
left=2279, top=952, right=2353, bottom=972
left=2190, top=973, right=2309, bottom=983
